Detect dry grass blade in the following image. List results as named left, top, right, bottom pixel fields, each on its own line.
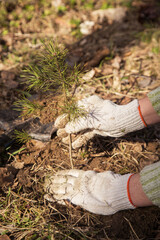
left=69, top=133, right=74, bottom=169
left=124, top=217, right=140, bottom=240
left=48, top=203, right=68, bottom=222
left=14, top=230, right=34, bottom=240
left=10, top=191, right=37, bottom=203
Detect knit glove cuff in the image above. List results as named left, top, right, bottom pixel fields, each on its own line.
left=114, top=99, right=146, bottom=137
left=107, top=173, right=136, bottom=212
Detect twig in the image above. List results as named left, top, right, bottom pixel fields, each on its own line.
left=90, top=152, right=107, bottom=157
left=10, top=191, right=37, bottom=203
left=124, top=217, right=140, bottom=240
left=103, top=228, right=111, bottom=240
left=48, top=203, right=68, bottom=222
left=69, top=133, right=74, bottom=169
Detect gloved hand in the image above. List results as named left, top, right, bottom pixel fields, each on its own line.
left=55, top=95, right=145, bottom=149
left=44, top=169, right=135, bottom=215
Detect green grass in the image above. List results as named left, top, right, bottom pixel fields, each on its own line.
left=14, top=97, right=43, bottom=118
left=121, top=0, right=133, bottom=8
left=70, top=18, right=81, bottom=27
left=0, top=7, right=8, bottom=28
left=138, top=31, right=153, bottom=43
left=13, top=130, right=31, bottom=144
left=152, top=46, right=160, bottom=55
left=101, top=2, right=113, bottom=9
left=83, top=0, right=94, bottom=9
left=57, top=5, right=67, bottom=14
left=70, top=18, right=82, bottom=38
left=0, top=184, right=96, bottom=239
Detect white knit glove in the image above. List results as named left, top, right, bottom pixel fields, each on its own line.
left=55, top=95, right=145, bottom=149
left=44, top=169, right=135, bottom=215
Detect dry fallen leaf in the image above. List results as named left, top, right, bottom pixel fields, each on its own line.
left=0, top=235, right=11, bottom=240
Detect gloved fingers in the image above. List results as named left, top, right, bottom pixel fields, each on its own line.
left=65, top=115, right=93, bottom=134
left=52, top=193, right=76, bottom=201
left=64, top=96, right=105, bottom=134
left=54, top=96, right=96, bottom=131
left=55, top=95, right=106, bottom=136
left=77, top=96, right=115, bottom=114
left=44, top=193, right=56, bottom=203
left=44, top=171, right=81, bottom=203
left=93, top=129, right=115, bottom=137
left=54, top=169, right=84, bottom=178
left=93, top=128, right=126, bottom=138
left=61, top=128, right=116, bottom=149
left=55, top=114, right=69, bottom=128
left=61, top=134, right=76, bottom=144
left=94, top=129, right=125, bottom=138
left=61, top=130, right=96, bottom=149
left=52, top=183, right=74, bottom=195
left=72, top=131, right=96, bottom=149
left=48, top=174, right=76, bottom=185
left=44, top=193, right=69, bottom=206
left=57, top=128, right=68, bottom=138
left=45, top=177, right=75, bottom=195
left=61, top=135, right=69, bottom=145
left=78, top=95, right=103, bottom=106
left=55, top=96, right=100, bottom=130
left=93, top=129, right=108, bottom=136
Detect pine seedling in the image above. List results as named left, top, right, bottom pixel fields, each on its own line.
left=24, top=41, right=79, bottom=94
left=14, top=97, right=43, bottom=117
left=19, top=40, right=87, bottom=167
left=14, top=130, right=31, bottom=144
left=23, top=40, right=85, bottom=120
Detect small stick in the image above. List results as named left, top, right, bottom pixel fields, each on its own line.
left=69, top=133, right=74, bottom=169
left=124, top=217, right=140, bottom=240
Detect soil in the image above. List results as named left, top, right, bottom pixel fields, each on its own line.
left=0, top=1, right=160, bottom=239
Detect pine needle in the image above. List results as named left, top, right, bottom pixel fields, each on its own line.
left=69, top=133, right=73, bottom=169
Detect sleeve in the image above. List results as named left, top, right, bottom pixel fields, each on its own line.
left=147, top=87, right=160, bottom=116
left=140, top=161, right=160, bottom=207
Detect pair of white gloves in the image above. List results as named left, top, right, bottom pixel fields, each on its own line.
left=44, top=95, right=145, bottom=215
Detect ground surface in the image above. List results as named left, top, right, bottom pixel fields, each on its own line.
left=0, top=0, right=160, bottom=239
